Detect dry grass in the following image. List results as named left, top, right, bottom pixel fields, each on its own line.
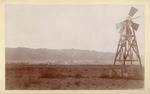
left=5, top=63, right=144, bottom=90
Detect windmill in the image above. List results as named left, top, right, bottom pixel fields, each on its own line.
left=114, top=7, right=142, bottom=75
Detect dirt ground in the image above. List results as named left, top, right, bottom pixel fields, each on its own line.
left=5, top=64, right=144, bottom=90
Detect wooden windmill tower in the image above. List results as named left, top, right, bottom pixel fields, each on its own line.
left=114, top=7, right=142, bottom=67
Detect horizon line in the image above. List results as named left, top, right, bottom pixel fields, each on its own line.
left=5, top=46, right=116, bottom=54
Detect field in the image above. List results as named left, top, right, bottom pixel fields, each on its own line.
left=6, top=63, right=144, bottom=90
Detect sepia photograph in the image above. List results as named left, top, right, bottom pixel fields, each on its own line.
left=5, top=5, right=145, bottom=90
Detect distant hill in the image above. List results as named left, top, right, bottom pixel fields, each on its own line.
left=5, top=47, right=115, bottom=64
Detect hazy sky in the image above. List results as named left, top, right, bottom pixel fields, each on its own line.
left=5, top=5, right=144, bottom=54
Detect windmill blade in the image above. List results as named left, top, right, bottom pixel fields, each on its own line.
left=128, top=7, right=138, bottom=17
left=131, top=16, right=141, bottom=20
left=116, top=21, right=125, bottom=29
left=119, top=25, right=125, bottom=34
left=131, top=22, right=139, bottom=31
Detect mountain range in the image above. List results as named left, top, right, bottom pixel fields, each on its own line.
left=6, top=47, right=116, bottom=64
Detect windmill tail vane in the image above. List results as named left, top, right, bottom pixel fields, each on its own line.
left=114, top=7, right=142, bottom=66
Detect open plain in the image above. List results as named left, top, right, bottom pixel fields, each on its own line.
left=6, top=63, right=144, bottom=90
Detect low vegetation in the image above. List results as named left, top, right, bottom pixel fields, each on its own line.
left=6, top=63, right=144, bottom=90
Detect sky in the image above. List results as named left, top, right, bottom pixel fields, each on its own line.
left=5, top=5, right=144, bottom=54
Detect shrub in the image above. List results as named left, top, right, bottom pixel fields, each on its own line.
left=74, top=73, right=83, bottom=78
left=40, top=72, right=66, bottom=79
left=74, top=81, right=81, bottom=86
